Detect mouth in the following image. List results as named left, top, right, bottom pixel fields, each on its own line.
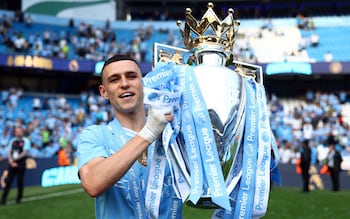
left=119, top=92, right=135, bottom=99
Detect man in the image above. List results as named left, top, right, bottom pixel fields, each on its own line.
left=1, top=126, right=31, bottom=205
left=300, top=140, right=311, bottom=192
left=77, top=54, right=182, bottom=218
left=327, top=144, right=343, bottom=191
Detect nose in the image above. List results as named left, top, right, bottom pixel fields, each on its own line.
left=120, top=76, right=130, bottom=88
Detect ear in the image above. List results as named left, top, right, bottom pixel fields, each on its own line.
left=99, top=85, right=109, bottom=99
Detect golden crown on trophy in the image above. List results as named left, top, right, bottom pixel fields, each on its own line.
left=177, top=2, right=240, bottom=55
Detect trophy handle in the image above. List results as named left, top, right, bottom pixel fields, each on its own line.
left=153, top=43, right=192, bottom=68
left=230, top=60, right=264, bottom=84
left=153, top=43, right=263, bottom=85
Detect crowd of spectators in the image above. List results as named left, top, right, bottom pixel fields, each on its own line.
left=0, top=87, right=112, bottom=164
left=0, top=10, right=260, bottom=64
left=0, top=11, right=349, bottom=168
left=1, top=11, right=157, bottom=63
left=296, top=13, right=321, bottom=59
left=0, top=85, right=349, bottom=170
left=1, top=8, right=348, bottom=64
left=272, top=90, right=350, bottom=168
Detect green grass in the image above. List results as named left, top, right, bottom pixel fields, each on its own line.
left=0, top=184, right=94, bottom=219
left=1, top=185, right=350, bottom=219
left=265, top=187, right=350, bottom=219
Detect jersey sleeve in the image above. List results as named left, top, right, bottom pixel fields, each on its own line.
left=77, top=125, right=108, bottom=170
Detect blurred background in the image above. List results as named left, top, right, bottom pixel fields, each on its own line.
left=0, top=0, right=349, bottom=191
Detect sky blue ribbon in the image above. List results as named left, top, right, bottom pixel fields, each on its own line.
left=179, top=69, right=204, bottom=204
left=233, top=78, right=259, bottom=219
left=185, top=66, right=231, bottom=210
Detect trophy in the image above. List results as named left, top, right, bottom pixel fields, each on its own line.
left=145, top=2, right=276, bottom=217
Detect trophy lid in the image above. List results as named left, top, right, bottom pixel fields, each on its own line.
left=177, top=2, right=240, bottom=58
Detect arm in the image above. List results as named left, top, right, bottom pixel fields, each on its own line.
left=79, top=135, right=151, bottom=197
left=13, top=138, right=30, bottom=162
left=7, top=143, right=17, bottom=168
left=13, top=150, right=27, bottom=161
left=79, top=107, right=171, bottom=197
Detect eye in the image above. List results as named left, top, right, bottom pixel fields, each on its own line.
left=127, top=72, right=138, bottom=79
left=109, top=76, right=120, bottom=83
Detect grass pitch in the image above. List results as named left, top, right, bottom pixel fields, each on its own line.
left=1, top=184, right=349, bottom=219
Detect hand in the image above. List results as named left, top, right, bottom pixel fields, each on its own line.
left=138, top=106, right=172, bottom=143
left=9, top=160, right=18, bottom=168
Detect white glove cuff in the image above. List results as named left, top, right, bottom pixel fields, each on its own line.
left=137, top=122, right=162, bottom=143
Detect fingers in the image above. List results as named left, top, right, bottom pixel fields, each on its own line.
left=138, top=106, right=173, bottom=143
left=164, top=114, right=173, bottom=122
left=150, top=106, right=173, bottom=123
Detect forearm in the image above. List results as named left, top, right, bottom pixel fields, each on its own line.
left=13, top=151, right=27, bottom=161
left=80, top=135, right=150, bottom=197
left=7, top=150, right=14, bottom=163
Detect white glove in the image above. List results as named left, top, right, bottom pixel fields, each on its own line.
left=138, top=106, right=171, bottom=143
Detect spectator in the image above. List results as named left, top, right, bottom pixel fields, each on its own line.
left=1, top=89, right=9, bottom=105
left=0, top=145, right=8, bottom=160
left=260, top=18, right=273, bottom=32
left=57, top=145, right=71, bottom=166
left=42, top=29, right=51, bottom=45
left=8, top=89, right=19, bottom=108
left=28, top=143, right=42, bottom=158
left=25, top=14, right=32, bottom=28
left=327, top=144, right=343, bottom=191
left=42, top=140, right=58, bottom=158
left=14, top=9, right=24, bottom=23
left=0, top=125, right=11, bottom=147
left=279, top=141, right=295, bottom=164
left=324, top=51, right=333, bottom=62
left=275, top=119, right=293, bottom=147
left=41, top=126, right=51, bottom=148
left=338, top=90, right=348, bottom=104
left=32, top=97, right=41, bottom=110
left=296, top=13, right=309, bottom=30
left=2, top=14, right=12, bottom=28
left=310, top=32, right=319, bottom=47
left=302, top=119, right=314, bottom=141
left=1, top=126, right=31, bottom=205
left=300, top=140, right=311, bottom=192
left=308, top=17, right=315, bottom=30
left=68, top=18, right=74, bottom=28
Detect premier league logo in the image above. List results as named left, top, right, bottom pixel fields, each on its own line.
left=143, top=2, right=280, bottom=218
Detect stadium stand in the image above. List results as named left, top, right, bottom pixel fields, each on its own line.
left=2, top=9, right=350, bottom=64
left=0, top=3, right=350, bottom=171
left=300, top=26, right=350, bottom=62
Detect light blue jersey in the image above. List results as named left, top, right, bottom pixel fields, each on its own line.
left=77, top=118, right=183, bottom=219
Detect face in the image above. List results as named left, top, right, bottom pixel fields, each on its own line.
left=99, top=60, right=144, bottom=116
left=15, top=127, right=24, bottom=137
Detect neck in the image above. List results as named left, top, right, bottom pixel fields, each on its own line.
left=114, top=110, right=146, bottom=132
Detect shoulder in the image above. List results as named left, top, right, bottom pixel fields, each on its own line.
left=8, top=138, right=16, bottom=146
left=77, top=124, right=110, bottom=169
left=80, top=124, right=105, bottom=138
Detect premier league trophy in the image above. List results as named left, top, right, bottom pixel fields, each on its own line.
left=143, top=2, right=280, bottom=219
